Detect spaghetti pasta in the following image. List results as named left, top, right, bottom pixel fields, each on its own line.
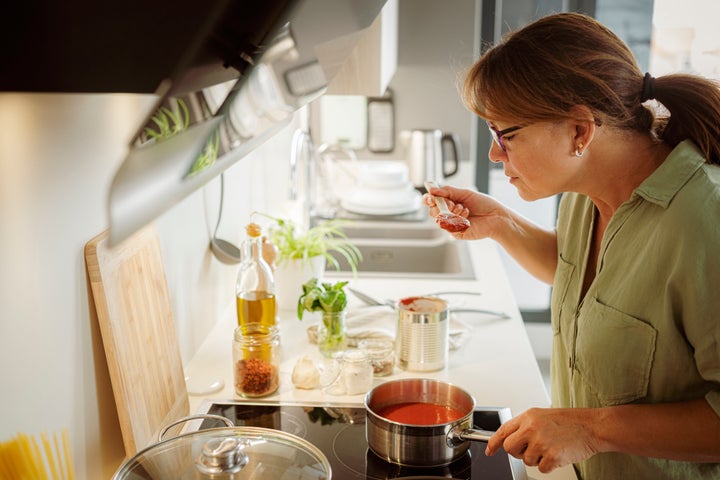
left=0, top=430, right=75, bottom=480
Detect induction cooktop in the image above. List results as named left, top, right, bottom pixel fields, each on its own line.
left=193, top=400, right=528, bottom=480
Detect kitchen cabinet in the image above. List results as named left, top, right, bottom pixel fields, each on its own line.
left=183, top=230, right=577, bottom=480
left=326, top=0, right=398, bottom=96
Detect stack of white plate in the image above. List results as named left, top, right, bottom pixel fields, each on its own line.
left=341, top=161, right=422, bottom=216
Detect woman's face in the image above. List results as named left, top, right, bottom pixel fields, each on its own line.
left=488, top=120, right=581, bottom=201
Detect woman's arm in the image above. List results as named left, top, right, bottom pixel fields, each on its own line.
left=425, top=185, right=558, bottom=284
left=596, top=398, right=720, bottom=462
left=486, top=398, right=720, bottom=473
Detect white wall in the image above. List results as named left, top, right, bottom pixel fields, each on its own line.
left=0, top=93, right=298, bottom=477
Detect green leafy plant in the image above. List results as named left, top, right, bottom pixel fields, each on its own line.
left=298, top=278, right=350, bottom=355
left=143, top=99, right=190, bottom=141
left=142, top=98, right=219, bottom=176
left=256, top=214, right=362, bottom=274
left=297, top=278, right=348, bottom=320
left=187, top=131, right=219, bottom=176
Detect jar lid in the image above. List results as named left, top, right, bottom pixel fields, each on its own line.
left=342, top=349, right=369, bottom=364
left=358, top=338, right=393, bottom=355
left=113, top=426, right=331, bottom=479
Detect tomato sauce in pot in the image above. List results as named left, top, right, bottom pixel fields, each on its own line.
left=377, top=402, right=466, bottom=425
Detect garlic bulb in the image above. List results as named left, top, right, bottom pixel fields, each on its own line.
left=291, top=355, right=320, bottom=389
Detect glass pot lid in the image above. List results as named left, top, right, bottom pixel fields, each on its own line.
left=113, top=426, right=332, bottom=479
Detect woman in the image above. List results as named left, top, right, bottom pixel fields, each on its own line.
left=424, top=12, right=720, bottom=479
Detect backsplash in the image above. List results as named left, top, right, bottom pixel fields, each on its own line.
left=157, top=114, right=301, bottom=363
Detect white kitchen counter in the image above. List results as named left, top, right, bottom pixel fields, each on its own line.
left=183, top=236, right=577, bottom=480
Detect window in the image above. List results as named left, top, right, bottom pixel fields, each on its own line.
left=649, top=0, right=720, bottom=78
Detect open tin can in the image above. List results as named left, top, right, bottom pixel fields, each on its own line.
left=396, top=296, right=449, bottom=371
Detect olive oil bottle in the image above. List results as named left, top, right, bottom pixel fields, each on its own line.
left=236, top=223, right=277, bottom=334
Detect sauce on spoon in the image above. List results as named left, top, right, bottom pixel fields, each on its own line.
left=425, top=181, right=470, bottom=233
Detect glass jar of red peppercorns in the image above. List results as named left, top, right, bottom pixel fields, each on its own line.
left=233, top=326, right=280, bottom=398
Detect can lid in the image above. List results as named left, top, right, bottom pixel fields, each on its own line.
left=397, top=296, right=448, bottom=313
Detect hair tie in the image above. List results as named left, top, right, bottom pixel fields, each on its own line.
left=640, top=72, right=656, bottom=102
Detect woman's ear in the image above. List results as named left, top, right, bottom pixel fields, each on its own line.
left=568, top=105, right=596, bottom=156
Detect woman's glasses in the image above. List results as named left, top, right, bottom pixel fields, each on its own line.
left=487, top=123, right=524, bottom=152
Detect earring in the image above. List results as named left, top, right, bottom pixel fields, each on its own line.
left=574, top=143, right=584, bottom=157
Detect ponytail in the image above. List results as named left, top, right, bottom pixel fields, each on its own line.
left=651, top=74, right=720, bottom=165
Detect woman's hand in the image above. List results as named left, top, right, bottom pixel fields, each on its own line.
left=485, top=408, right=601, bottom=473
left=423, top=185, right=506, bottom=240
left=424, top=184, right=558, bottom=284
left=487, top=399, right=720, bottom=472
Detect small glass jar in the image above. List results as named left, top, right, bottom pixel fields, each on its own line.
left=358, top=338, right=395, bottom=377
left=340, top=349, right=373, bottom=395
left=233, top=326, right=280, bottom=398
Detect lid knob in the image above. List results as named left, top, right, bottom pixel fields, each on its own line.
left=196, top=437, right=248, bottom=475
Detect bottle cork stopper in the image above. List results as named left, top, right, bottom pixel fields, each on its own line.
left=246, top=223, right=262, bottom=237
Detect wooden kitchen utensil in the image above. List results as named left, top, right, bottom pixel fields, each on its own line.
left=85, top=224, right=189, bottom=457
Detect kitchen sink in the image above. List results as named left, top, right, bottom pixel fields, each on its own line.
left=339, top=222, right=448, bottom=241
left=325, top=220, right=476, bottom=279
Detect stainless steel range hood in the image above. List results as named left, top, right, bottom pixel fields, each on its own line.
left=3, top=0, right=386, bottom=245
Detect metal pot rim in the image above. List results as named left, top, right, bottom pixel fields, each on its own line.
left=364, top=378, right=476, bottom=422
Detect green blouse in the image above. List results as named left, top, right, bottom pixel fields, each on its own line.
left=551, top=140, right=720, bottom=479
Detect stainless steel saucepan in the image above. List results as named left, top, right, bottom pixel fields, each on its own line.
left=364, top=378, right=496, bottom=467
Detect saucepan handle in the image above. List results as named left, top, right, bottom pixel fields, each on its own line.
left=447, top=426, right=495, bottom=447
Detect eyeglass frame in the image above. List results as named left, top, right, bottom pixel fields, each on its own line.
left=487, top=122, right=525, bottom=152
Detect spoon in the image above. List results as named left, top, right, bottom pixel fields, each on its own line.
left=424, top=181, right=470, bottom=233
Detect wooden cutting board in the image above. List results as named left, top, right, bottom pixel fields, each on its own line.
left=85, top=224, right=189, bottom=457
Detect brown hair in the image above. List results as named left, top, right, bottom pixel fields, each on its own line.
left=462, top=12, right=720, bottom=164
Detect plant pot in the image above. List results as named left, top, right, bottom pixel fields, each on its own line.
left=274, top=256, right=326, bottom=311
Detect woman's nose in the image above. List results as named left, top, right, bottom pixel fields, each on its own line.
left=488, top=141, right=506, bottom=163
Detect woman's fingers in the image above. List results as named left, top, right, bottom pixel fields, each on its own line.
left=485, top=418, right=519, bottom=456
left=486, top=408, right=602, bottom=474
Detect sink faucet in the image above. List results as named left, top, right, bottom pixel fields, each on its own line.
left=288, top=128, right=315, bottom=230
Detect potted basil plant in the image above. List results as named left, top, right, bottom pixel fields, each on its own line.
left=298, top=278, right=349, bottom=357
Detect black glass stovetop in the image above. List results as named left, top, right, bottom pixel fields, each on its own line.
left=197, top=401, right=527, bottom=480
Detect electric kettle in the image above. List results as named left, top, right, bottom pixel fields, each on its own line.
left=402, top=129, right=461, bottom=191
